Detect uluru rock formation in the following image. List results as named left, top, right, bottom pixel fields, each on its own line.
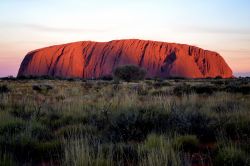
left=18, top=39, right=233, bottom=78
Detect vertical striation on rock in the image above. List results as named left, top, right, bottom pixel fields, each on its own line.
left=18, top=39, right=233, bottom=78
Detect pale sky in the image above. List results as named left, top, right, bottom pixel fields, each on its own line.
left=0, top=0, right=250, bottom=77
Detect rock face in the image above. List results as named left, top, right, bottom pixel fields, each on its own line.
left=18, top=39, right=233, bottom=78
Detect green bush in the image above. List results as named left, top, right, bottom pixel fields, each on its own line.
left=173, top=83, right=192, bottom=96
left=215, top=146, right=249, bottom=166
left=224, top=117, right=250, bottom=140
left=82, top=82, right=93, bottom=90
left=132, top=84, right=148, bottom=96
left=32, top=84, right=53, bottom=93
left=173, top=84, right=219, bottom=95
left=29, top=121, right=54, bottom=141
left=0, top=85, right=10, bottom=93
left=9, top=104, right=33, bottom=120
left=0, top=113, right=26, bottom=136
left=153, top=81, right=172, bottom=89
left=114, top=65, right=146, bottom=82
left=38, top=112, right=83, bottom=130
left=107, top=111, right=150, bottom=142
left=191, top=85, right=218, bottom=95
left=56, top=125, right=98, bottom=139
left=100, top=74, right=113, bottom=81
left=173, top=135, right=199, bottom=152
left=225, top=85, right=250, bottom=94
left=168, top=110, right=217, bottom=142
left=0, top=152, right=16, bottom=166
left=33, top=140, right=62, bottom=161
left=105, top=108, right=170, bottom=142
left=143, top=134, right=167, bottom=150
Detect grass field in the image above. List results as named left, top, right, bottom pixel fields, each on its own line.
left=0, top=78, right=250, bottom=165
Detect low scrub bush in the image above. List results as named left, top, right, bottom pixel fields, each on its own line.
left=32, top=84, right=53, bottom=93
left=56, top=125, right=98, bottom=139
left=106, top=108, right=170, bottom=142
left=153, top=81, right=172, bottom=89
left=173, top=84, right=219, bottom=95
left=173, top=83, right=192, bottom=96
left=223, top=116, right=250, bottom=140
left=168, top=110, right=217, bottom=142
left=215, top=146, right=249, bottom=166
left=100, top=75, right=113, bottom=81
left=173, top=135, right=199, bottom=152
left=9, top=104, right=34, bottom=120
left=0, top=84, right=10, bottom=93
left=107, top=111, right=150, bottom=142
left=0, top=113, right=26, bottom=136
left=29, top=121, right=54, bottom=141
left=0, top=152, right=16, bottom=166
left=225, top=85, right=250, bottom=94
left=114, top=65, right=146, bottom=82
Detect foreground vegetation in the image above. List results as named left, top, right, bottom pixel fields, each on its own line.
left=0, top=77, right=250, bottom=165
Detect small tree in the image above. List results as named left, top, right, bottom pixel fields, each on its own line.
left=114, top=65, right=147, bottom=82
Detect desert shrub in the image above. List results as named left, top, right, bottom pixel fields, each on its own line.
left=100, top=74, right=113, bottom=81
left=223, top=117, right=250, bottom=140
left=153, top=77, right=164, bottom=82
left=29, top=121, right=54, bottom=141
left=173, top=83, right=192, bottom=96
left=114, top=65, right=146, bottom=82
left=33, top=140, right=62, bottom=162
left=106, top=108, right=170, bottom=142
left=225, top=84, right=250, bottom=94
left=66, top=78, right=77, bottom=82
left=131, top=84, right=148, bottom=96
left=32, top=84, right=53, bottom=93
left=9, top=104, right=34, bottom=120
left=0, top=76, right=16, bottom=81
left=173, top=135, right=199, bottom=152
left=153, top=81, right=172, bottom=89
left=215, top=76, right=223, bottom=79
left=168, top=110, right=217, bottom=142
left=150, top=89, right=168, bottom=96
left=173, top=83, right=220, bottom=96
left=212, top=100, right=240, bottom=113
left=0, top=152, right=16, bottom=166
left=0, top=112, right=60, bottom=163
left=107, top=111, right=150, bottom=142
left=56, top=125, right=98, bottom=139
left=145, top=80, right=153, bottom=86
left=212, top=80, right=226, bottom=85
left=238, top=78, right=250, bottom=85
left=0, top=113, right=26, bottom=136
left=8, top=138, right=61, bottom=164
left=82, top=82, right=93, bottom=90
left=112, top=143, right=139, bottom=165
left=138, top=108, right=170, bottom=133
left=0, top=84, right=10, bottom=93
left=173, top=84, right=221, bottom=95
left=215, top=146, right=249, bottom=166
left=39, top=112, right=85, bottom=130
left=191, top=85, right=218, bottom=95
left=0, top=121, right=61, bottom=164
